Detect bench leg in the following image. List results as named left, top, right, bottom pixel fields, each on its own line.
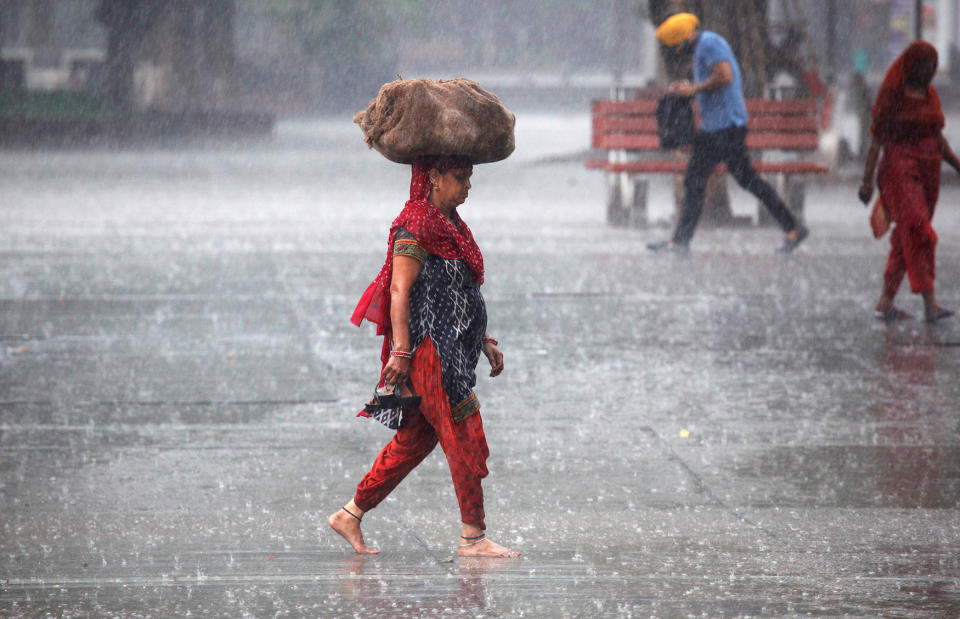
left=758, top=175, right=806, bottom=227
left=784, top=176, right=805, bottom=225
left=629, top=178, right=648, bottom=228
left=606, top=172, right=647, bottom=228
left=605, top=172, right=624, bottom=226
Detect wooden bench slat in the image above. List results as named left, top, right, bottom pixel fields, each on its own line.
left=592, top=100, right=658, bottom=115
left=747, top=116, right=819, bottom=132
left=746, top=99, right=820, bottom=115
left=751, top=161, right=828, bottom=174
left=587, top=159, right=828, bottom=175
left=594, top=132, right=820, bottom=151
left=592, top=98, right=819, bottom=117
left=593, top=115, right=820, bottom=135
left=745, top=133, right=820, bottom=150
left=592, top=116, right=660, bottom=133
left=595, top=135, right=662, bottom=150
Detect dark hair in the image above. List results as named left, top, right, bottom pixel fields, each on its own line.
left=417, top=154, right=473, bottom=172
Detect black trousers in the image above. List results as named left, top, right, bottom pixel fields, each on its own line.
left=672, top=126, right=798, bottom=245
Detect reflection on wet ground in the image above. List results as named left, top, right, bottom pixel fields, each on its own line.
left=726, top=445, right=959, bottom=508
left=1, top=117, right=959, bottom=615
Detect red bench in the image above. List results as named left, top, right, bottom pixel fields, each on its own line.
left=586, top=97, right=829, bottom=227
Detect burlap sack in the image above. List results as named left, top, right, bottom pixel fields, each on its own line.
left=354, top=78, right=515, bottom=164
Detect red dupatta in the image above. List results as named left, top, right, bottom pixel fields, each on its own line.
left=350, top=156, right=483, bottom=365
left=870, top=41, right=944, bottom=237
left=871, top=41, right=944, bottom=142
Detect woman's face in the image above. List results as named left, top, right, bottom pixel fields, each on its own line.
left=908, top=57, right=937, bottom=87
left=431, top=167, right=472, bottom=210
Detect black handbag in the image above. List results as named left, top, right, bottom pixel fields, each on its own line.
left=655, top=94, right=695, bottom=149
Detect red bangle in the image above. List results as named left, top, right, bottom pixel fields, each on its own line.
left=483, top=337, right=498, bottom=346
left=389, top=350, right=412, bottom=359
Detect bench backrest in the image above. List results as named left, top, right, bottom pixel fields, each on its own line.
left=592, top=98, right=821, bottom=151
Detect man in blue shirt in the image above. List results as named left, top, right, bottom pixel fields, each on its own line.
left=648, top=13, right=809, bottom=254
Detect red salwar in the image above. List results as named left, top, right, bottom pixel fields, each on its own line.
left=870, top=41, right=945, bottom=300
left=878, top=138, right=940, bottom=296
left=353, top=337, right=490, bottom=528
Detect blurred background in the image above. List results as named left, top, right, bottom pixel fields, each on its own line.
left=1, top=0, right=958, bottom=123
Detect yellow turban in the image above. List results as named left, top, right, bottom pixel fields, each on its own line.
left=655, top=13, right=700, bottom=47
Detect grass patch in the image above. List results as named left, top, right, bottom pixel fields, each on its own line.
left=0, top=89, right=117, bottom=118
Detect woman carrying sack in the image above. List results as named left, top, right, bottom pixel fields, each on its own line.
left=330, top=79, right=518, bottom=558
left=327, top=153, right=519, bottom=558
left=859, top=41, right=960, bottom=322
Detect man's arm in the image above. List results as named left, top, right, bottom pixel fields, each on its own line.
left=668, top=61, right=733, bottom=97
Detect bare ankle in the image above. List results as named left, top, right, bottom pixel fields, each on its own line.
left=875, top=295, right=895, bottom=312
left=459, top=533, right=486, bottom=548
left=329, top=507, right=379, bottom=554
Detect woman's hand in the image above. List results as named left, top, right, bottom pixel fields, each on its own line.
left=858, top=178, right=874, bottom=205
left=861, top=138, right=881, bottom=205
left=382, top=356, right=411, bottom=387
left=939, top=135, right=960, bottom=174
left=483, top=342, right=504, bottom=377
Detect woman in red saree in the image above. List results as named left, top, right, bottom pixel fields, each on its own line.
left=860, top=41, right=960, bottom=322
left=328, top=155, right=519, bottom=558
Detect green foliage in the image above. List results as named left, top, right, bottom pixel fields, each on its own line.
left=265, top=0, right=412, bottom=61
left=257, top=0, right=420, bottom=109
left=259, top=0, right=634, bottom=72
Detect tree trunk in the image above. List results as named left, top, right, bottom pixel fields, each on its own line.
left=692, top=0, right=770, bottom=97
left=96, top=0, right=156, bottom=110
left=97, top=0, right=237, bottom=111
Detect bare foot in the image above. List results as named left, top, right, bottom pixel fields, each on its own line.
left=457, top=537, right=520, bottom=558
left=874, top=293, right=896, bottom=315
left=328, top=509, right=379, bottom=554
left=920, top=292, right=953, bottom=322
left=925, top=306, right=955, bottom=323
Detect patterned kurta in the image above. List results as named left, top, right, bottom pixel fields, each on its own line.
left=367, top=227, right=486, bottom=429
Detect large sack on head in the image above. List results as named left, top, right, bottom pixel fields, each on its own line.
left=354, top=78, right=515, bottom=164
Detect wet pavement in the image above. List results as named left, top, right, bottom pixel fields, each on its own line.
left=1, top=115, right=959, bottom=616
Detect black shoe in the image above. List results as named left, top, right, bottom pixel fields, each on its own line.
left=366, top=383, right=421, bottom=412
left=647, top=240, right=689, bottom=254
left=777, top=225, right=809, bottom=254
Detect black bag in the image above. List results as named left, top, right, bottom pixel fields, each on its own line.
left=655, top=94, right=695, bottom=149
